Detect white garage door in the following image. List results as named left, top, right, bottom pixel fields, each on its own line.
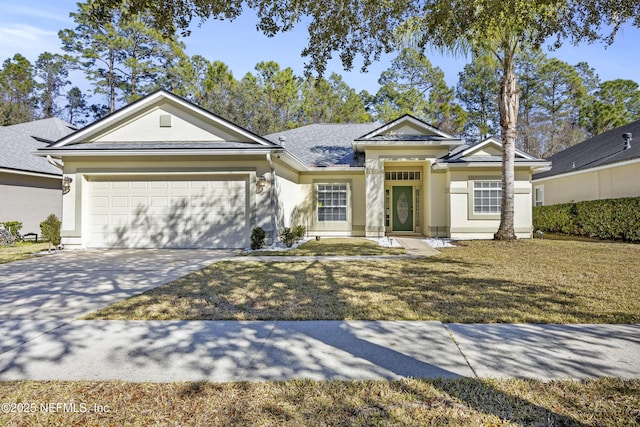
left=88, top=176, right=249, bottom=248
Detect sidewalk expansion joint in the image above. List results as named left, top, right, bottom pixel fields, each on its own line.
left=442, top=323, right=478, bottom=379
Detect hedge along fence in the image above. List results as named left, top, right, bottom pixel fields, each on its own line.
left=533, top=196, right=640, bottom=242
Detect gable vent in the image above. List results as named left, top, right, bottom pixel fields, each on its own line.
left=159, top=114, right=172, bottom=127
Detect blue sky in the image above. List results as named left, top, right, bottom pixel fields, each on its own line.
left=1, top=0, right=640, bottom=97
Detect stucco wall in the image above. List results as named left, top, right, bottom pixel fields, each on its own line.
left=94, top=104, right=243, bottom=143
left=294, top=170, right=366, bottom=236
left=535, top=160, right=640, bottom=206
left=428, top=169, right=449, bottom=236
left=0, top=172, right=61, bottom=235
left=448, top=168, right=533, bottom=239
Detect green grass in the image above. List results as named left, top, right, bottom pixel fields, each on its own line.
left=0, top=242, right=51, bottom=264
left=0, top=378, right=638, bottom=426
left=246, top=238, right=406, bottom=256
left=84, top=239, right=640, bottom=323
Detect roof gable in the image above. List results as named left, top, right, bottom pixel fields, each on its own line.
left=51, top=90, right=278, bottom=148
left=460, top=137, right=537, bottom=160
left=357, top=114, right=455, bottom=141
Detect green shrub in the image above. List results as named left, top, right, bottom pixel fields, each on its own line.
left=533, top=197, right=640, bottom=242
left=250, top=227, right=266, bottom=250
left=292, top=225, right=306, bottom=240
left=280, top=225, right=307, bottom=248
left=0, top=221, right=22, bottom=239
left=40, top=214, right=62, bottom=246
left=279, top=227, right=295, bottom=248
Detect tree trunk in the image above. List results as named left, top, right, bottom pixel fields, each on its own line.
left=495, top=53, right=519, bottom=241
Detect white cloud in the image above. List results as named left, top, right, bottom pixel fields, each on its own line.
left=0, top=24, right=63, bottom=62
left=2, top=3, right=74, bottom=25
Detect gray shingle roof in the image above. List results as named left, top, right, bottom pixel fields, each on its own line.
left=0, top=128, right=61, bottom=175
left=1, top=118, right=75, bottom=176
left=535, top=120, right=640, bottom=179
left=6, top=118, right=76, bottom=143
left=265, top=123, right=379, bottom=167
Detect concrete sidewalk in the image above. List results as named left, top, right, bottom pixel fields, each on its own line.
left=0, top=321, right=638, bottom=382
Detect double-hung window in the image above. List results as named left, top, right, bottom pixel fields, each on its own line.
left=317, top=184, right=348, bottom=222
left=473, top=181, right=501, bottom=214
left=534, top=186, right=544, bottom=207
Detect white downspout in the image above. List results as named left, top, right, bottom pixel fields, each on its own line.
left=46, top=155, right=64, bottom=170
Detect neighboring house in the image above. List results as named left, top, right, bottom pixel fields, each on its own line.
left=36, top=90, right=550, bottom=249
left=0, top=118, right=76, bottom=235
left=533, top=120, right=640, bottom=206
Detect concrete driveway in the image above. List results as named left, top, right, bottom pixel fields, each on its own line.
left=0, top=249, right=235, bottom=352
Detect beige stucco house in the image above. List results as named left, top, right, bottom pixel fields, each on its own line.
left=533, top=119, right=640, bottom=206
left=36, top=90, right=550, bottom=249
left=1, top=118, right=76, bottom=235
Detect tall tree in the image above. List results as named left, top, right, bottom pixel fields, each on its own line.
left=371, top=48, right=465, bottom=134
left=0, top=54, right=37, bottom=125
left=580, top=79, right=640, bottom=136
left=535, top=58, right=586, bottom=156
left=393, top=1, right=634, bottom=239
left=514, top=48, right=546, bottom=156
left=64, top=86, right=90, bottom=126
left=60, top=0, right=185, bottom=111
left=59, top=1, right=122, bottom=113
left=456, top=54, right=500, bottom=142
left=199, top=60, right=238, bottom=121
left=298, top=73, right=371, bottom=125
left=35, top=52, right=70, bottom=118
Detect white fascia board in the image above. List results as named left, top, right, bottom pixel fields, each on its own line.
left=0, top=167, right=61, bottom=179
left=359, top=115, right=454, bottom=139
left=274, top=151, right=309, bottom=171
left=462, top=138, right=538, bottom=160
left=306, top=166, right=365, bottom=173
left=274, top=151, right=364, bottom=173
left=353, top=139, right=464, bottom=152
left=34, top=148, right=283, bottom=157
left=434, top=161, right=551, bottom=169
left=533, top=157, right=640, bottom=183
left=81, top=171, right=253, bottom=177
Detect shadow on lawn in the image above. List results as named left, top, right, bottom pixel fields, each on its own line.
left=1, top=251, right=637, bottom=424
left=0, top=319, right=606, bottom=425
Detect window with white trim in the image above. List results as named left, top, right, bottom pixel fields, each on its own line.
left=317, top=184, right=348, bottom=221
left=473, top=181, right=501, bottom=214
left=534, top=186, right=544, bottom=207
left=385, top=171, right=421, bottom=181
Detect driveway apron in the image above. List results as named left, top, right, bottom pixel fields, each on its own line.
left=0, top=249, right=234, bottom=353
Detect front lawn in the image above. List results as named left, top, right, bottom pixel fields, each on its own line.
left=0, top=242, right=51, bottom=264
left=1, top=378, right=638, bottom=426
left=246, top=238, right=406, bottom=256
left=84, top=239, right=640, bottom=323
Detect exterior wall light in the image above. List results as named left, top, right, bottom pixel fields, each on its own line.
left=256, top=175, right=269, bottom=193
left=62, top=176, right=73, bottom=194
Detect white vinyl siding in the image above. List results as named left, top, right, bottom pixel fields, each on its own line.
left=473, top=181, right=501, bottom=214
left=317, top=184, right=348, bottom=222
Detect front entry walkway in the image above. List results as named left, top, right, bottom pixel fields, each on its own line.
left=393, top=237, right=440, bottom=257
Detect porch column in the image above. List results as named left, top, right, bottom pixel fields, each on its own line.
left=365, top=158, right=385, bottom=237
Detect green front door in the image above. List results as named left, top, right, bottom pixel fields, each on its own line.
left=392, top=186, right=413, bottom=231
